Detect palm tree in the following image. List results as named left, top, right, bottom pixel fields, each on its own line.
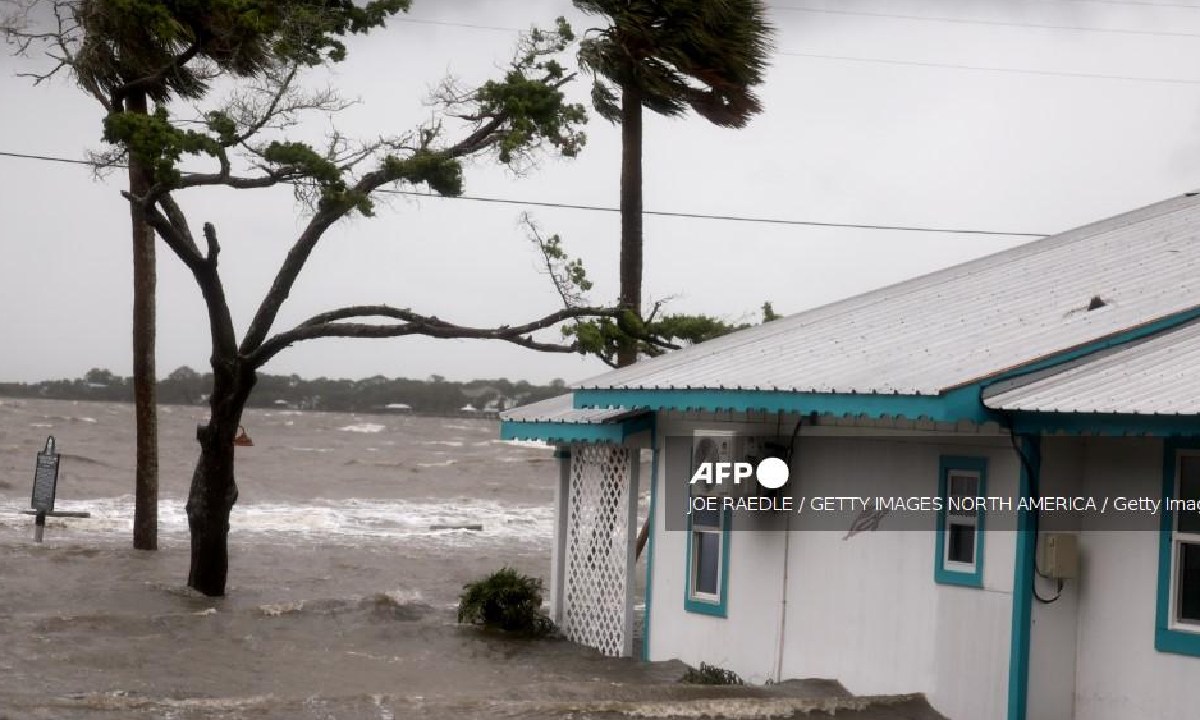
left=574, top=0, right=772, bottom=367
left=76, top=0, right=216, bottom=551
left=72, top=0, right=352, bottom=550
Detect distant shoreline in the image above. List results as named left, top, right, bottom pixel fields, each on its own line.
left=0, top=394, right=504, bottom=420
left=0, top=370, right=563, bottom=418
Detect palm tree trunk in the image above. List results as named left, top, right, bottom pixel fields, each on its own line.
left=616, top=87, right=643, bottom=368
left=127, top=90, right=159, bottom=551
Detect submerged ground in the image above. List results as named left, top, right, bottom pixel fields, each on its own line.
left=0, top=399, right=940, bottom=719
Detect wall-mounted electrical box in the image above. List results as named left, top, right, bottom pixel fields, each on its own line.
left=1037, top=533, right=1079, bottom=580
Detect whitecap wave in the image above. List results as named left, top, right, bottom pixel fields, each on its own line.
left=496, top=439, right=555, bottom=450
left=416, top=459, right=458, bottom=468
left=0, top=496, right=553, bottom=545
left=339, top=423, right=386, bottom=434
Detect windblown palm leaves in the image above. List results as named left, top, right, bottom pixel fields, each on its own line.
left=574, top=0, right=772, bottom=127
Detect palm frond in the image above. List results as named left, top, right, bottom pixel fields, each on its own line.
left=574, top=0, right=773, bottom=126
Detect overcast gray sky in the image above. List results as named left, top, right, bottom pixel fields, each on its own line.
left=3, top=0, right=1200, bottom=385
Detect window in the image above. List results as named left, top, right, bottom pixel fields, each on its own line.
left=1172, top=454, right=1200, bottom=626
left=1156, top=444, right=1200, bottom=656
left=935, top=456, right=987, bottom=588
left=685, top=503, right=730, bottom=616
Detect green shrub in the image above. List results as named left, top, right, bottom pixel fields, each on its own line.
left=457, top=567, right=555, bottom=637
left=680, top=662, right=744, bottom=685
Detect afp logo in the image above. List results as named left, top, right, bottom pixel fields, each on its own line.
left=689, top=458, right=789, bottom=490
left=689, top=434, right=790, bottom=490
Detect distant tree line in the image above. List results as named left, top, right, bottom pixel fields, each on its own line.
left=0, top=367, right=568, bottom=416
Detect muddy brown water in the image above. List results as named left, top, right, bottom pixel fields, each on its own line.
left=0, top=399, right=939, bottom=720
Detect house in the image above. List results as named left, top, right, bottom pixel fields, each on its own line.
left=500, top=193, right=1200, bottom=720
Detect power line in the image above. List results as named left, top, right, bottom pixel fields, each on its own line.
left=777, top=49, right=1200, bottom=85
left=0, top=149, right=1049, bottom=238
left=844, top=0, right=1200, bottom=11
left=774, top=5, right=1200, bottom=39
left=389, top=16, right=1200, bottom=87
left=400, top=3, right=1200, bottom=41
left=392, top=17, right=519, bottom=33
left=942, top=0, right=1200, bottom=10
left=1011, top=0, right=1200, bottom=9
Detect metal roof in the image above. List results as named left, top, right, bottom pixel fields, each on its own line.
left=500, top=394, right=640, bottom=424
left=983, top=320, right=1200, bottom=415
left=575, top=194, right=1200, bottom=396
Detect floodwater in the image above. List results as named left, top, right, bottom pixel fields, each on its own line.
left=0, top=399, right=940, bottom=720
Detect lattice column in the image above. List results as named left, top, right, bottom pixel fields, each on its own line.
left=560, top=443, right=639, bottom=657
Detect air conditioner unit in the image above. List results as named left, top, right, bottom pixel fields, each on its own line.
left=690, top=430, right=741, bottom=497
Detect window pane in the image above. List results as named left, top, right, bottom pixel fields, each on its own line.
left=947, top=523, right=976, bottom=565
left=1180, top=542, right=1200, bottom=623
left=1179, top=457, right=1200, bottom=535
left=692, top=508, right=720, bottom=529
left=694, top=532, right=721, bottom=596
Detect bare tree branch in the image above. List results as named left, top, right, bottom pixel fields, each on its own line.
left=249, top=304, right=627, bottom=368
left=120, top=190, right=238, bottom=358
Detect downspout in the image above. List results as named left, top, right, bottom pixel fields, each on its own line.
left=775, top=416, right=806, bottom=681
left=775, top=509, right=793, bottom=682
left=1005, top=422, right=1041, bottom=720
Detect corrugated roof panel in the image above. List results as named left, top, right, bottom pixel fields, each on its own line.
left=983, top=320, right=1200, bottom=414
left=500, top=394, right=640, bottom=424
left=575, top=194, right=1200, bottom=395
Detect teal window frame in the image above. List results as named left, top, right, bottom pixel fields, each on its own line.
left=1155, top=439, right=1200, bottom=657
left=935, top=455, right=987, bottom=588
left=684, top=501, right=731, bottom=617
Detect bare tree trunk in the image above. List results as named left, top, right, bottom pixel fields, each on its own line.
left=128, top=90, right=159, bottom=551
left=186, top=365, right=254, bottom=596
left=616, top=87, right=643, bottom=369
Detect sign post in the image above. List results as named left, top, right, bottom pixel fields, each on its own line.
left=30, top=436, right=60, bottom=543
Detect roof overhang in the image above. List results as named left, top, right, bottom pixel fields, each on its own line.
left=500, top=394, right=653, bottom=444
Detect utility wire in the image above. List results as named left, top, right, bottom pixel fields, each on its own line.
left=0, top=149, right=1049, bottom=238
left=907, top=0, right=1200, bottom=9
left=387, top=17, right=1200, bottom=86
left=1008, top=0, right=1200, bottom=8
left=776, top=50, right=1200, bottom=85
left=774, top=5, right=1200, bottom=39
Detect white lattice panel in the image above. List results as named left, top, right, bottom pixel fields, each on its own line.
left=561, top=444, right=635, bottom=657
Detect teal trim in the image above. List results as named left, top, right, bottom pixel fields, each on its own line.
left=1007, top=436, right=1039, bottom=720
left=575, top=386, right=987, bottom=423
left=934, top=455, right=987, bottom=587
left=1155, top=438, right=1200, bottom=657
left=1009, top=412, right=1200, bottom=438
left=500, top=414, right=653, bottom=445
left=642, top=417, right=659, bottom=661
left=683, top=504, right=731, bottom=618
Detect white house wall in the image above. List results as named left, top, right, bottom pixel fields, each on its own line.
left=783, top=434, right=1017, bottom=720
left=1026, top=436, right=1085, bottom=720
left=647, top=418, right=1020, bottom=720
left=1070, top=437, right=1200, bottom=720
left=646, top=414, right=787, bottom=681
